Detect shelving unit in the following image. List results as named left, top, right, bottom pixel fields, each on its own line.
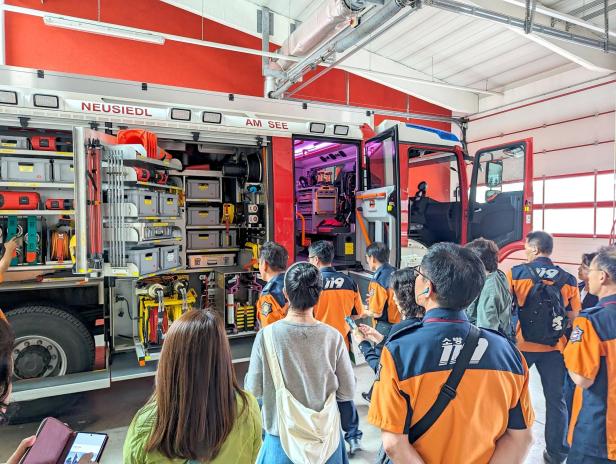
left=0, top=181, right=74, bottom=189
left=7, top=263, right=73, bottom=272
left=0, top=210, right=74, bottom=216
left=0, top=148, right=73, bottom=158
left=186, top=247, right=240, bottom=253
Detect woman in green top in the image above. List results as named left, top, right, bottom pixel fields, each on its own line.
left=123, top=310, right=262, bottom=463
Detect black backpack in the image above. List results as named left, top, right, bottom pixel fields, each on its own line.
left=517, top=264, right=568, bottom=346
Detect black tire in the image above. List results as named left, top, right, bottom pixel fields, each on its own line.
left=7, top=305, right=95, bottom=379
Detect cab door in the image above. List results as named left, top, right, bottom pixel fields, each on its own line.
left=467, top=139, right=533, bottom=258
left=356, top=127, right=401, bottom=268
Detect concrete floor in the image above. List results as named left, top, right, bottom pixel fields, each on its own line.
left=0, top=365, right=549, bottom=463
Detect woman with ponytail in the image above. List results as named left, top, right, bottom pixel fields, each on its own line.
left=245, top=262, right=355, bottom=464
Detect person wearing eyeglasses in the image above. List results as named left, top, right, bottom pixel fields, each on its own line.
left=564, top=246, right=616, bottom=464
left=578, top=252, right=599, bottom=310
left=256, top=242, right=289, bottom=329
left=368, top=242, right=534, bottom=464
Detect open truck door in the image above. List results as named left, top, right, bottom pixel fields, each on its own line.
left=356, top=126, right=400, bottom=269
left=468, top=139, right=534, bottom=258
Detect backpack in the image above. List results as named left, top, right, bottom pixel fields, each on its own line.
left=517, top=264, right=568, bottom=346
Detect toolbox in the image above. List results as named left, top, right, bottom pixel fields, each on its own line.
left=52, top=159, right=75, bottom=182
left=186, top=179, right=220, bottom=199
left=187, top=206, right=219, bottom=226
left=158, top=192, right=179, bottom=217
left=0, top=136, right=28, bottom=149
left=0, top=192, right=40, bottom=210
left=126, top=247, right=160, bottom=275
left=187, top=230, right=219, bottom=250
left=188, top=253, right=235, bottom=268
left=0, top=158, right=51, bottom=182
left=159, top=245, right=180, bottom=270
left=220, top=229, right=238, bottom=247
left=124, top=189, right=159, bottom=216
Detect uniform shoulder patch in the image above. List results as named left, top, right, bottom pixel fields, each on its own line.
left=261, top=302, right=272, bottom=317
left=570, top=325, right=584, bottom=343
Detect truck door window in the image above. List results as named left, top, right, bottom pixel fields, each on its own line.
left=365, top=136, right=397, bottom=189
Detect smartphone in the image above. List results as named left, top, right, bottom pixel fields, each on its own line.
left=65, top=432, right=109, bottom=461
left=345, top=315, right=358, bottom=331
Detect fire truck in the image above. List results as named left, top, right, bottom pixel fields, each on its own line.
left=0, top=66, right=533, bottom=410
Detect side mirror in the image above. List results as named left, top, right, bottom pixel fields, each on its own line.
left=485, top=160, right=503, bottom=187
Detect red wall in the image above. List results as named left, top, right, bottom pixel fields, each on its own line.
left=271, top=137, right=295, bottom=258
left=5, top=0, right=452, bottom=128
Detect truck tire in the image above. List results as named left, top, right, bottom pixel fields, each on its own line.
left=7, top=305, right=95, bottom=380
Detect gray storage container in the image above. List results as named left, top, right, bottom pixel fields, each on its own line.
left=187, top=230, right=220, bottom=250
left=187, top=206, right=219, bottom=226
left=159, top=245, right=180, bottom=270
left=0, top=136, right=28, bottom=149
left=187, top=179, right=220, bottom=199
left=143, top=224, right=174, bottom=241
left=220, top=229, right=238, bottom=248
left=52, top=159, right=75, bottom=182
left=126, top=247, right=160, bottom=275
left=159, top=192, right=180, bottom=217
left=0, top=158, right=51, bottom=182
left=124, top=189, right=158, bottom=216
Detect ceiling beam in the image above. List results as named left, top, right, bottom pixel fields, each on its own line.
left=437, top=0, right=616, bottom=72
left=163, top=0, right=480, bottom=113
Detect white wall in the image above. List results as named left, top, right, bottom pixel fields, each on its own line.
left=466, top=68, right=616, bottom=274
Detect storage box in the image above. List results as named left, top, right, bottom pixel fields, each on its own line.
left=159, top=245, right=180, bottom=270
left=124, top=189, right=158, bottom=216
left=0, top=158, right=51, bottom=182
left=186, top=179, right=220, bottom=199
left=143, top=224, right=174, bottom=241
left=52, top=159, right=75, bottom=182
left=220, top=229, right=238, bottom=248
left=0, top=136, right=28, bottom=149
left=187, top=230, right=220, bottom=250
left=158, top=192, right=179, bottom=217
left=126, top=247, right=160, bottom=275
left=188, top=253, right=235, bottom=268
left=187, top=206, right=219, bottom=226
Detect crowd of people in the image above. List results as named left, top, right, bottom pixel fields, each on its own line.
left=1, top=232, right=614, bottom=464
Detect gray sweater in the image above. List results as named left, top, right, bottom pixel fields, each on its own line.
left=244, top=319, right=356, bottom=436
left=466, top=270, right=513, bottom=333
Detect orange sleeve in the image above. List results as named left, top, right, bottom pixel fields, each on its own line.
left=368, top=282, right=388, bottom=318
left=508, top=354, right=535, bottom=429
left=368, top=347, right=409, bottom=434
left=564, top=284, right=582, bottom=315
left=0, top=309, right=5, bottom=321
left=564, top=317, right=602, bottom=382
left=352, top=289, right=363, bottom=316
left=506, top=270, right=514, bottom=292
left=257, top=294, right=286, bottom=328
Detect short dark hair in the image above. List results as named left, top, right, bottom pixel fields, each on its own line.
left=0, top=317, right=14, bottom=425
left=284, top=262, right=323, bottom=311
left=308, top=241, right=334, bottom=265
left=526, top=231, right=553, bottom=255
left=465, top=238, right=499, bottom=273
left=582, top=252, right=597, bottom=267
left=391, top=268, right=424, bottom=319
left=420, top=242, right=486, bottom=309
left=366, top=242, right=389, bottom=264
left=593, top=246, right=616, bottom=280
left=259, top=241, right=288, bottom=272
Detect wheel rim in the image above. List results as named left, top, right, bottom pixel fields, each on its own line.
left=13, top=335, right=68, bottom=379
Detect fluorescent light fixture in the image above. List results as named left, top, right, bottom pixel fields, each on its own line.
left=43, top=16, right=165, bottom=45
left=0, top=91, right=17, bottom=105
left=334, top=125, right=349, bottom=136
left=170, top=108, right=191, bottom=121
left=33, top=94, right=59, bottom=109
left=202, top=111, right=222, bottom=124
left=309, top=122, right=326, bottom=134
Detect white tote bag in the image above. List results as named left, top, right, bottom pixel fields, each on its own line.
left=262, top=325, right=341, bottom=464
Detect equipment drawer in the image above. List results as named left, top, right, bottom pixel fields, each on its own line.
left=124, top=189, right=158, bottom=217
left=187, top=206, right=219, bottom=226
left=186, top=179, right=220, bottom=199
left=52, top=159, right=75, bottom=182
left=126, top=247, right=160, bottom=275
left=159, top=245, right=180, bottom=270
left=187, top=230, right=220, bottom=250
left=0, top=158, right=51, bottom=182
left=158, top=192, right=179, bottom=217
